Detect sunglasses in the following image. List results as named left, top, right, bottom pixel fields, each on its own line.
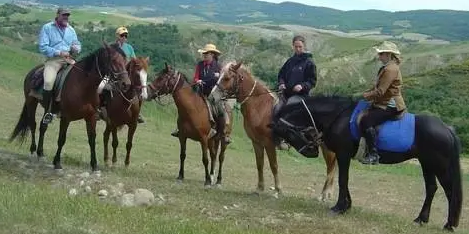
left=120, top=34, right=128, bottom=38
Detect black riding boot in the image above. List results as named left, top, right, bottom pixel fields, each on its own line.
left=42, top=90, right=54, bottom=124
left=361, top=127, right=380, bottom=165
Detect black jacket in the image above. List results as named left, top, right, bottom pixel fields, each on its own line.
left=277, top=52, right=317, bottom=98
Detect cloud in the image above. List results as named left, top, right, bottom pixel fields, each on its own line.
left=260, top=0, right=469, bottom=11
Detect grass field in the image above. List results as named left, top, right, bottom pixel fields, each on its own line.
left=0, top=40, right=468, bottom=234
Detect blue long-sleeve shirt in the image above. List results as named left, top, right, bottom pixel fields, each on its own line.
left=38, top=21, right=81, bottom=58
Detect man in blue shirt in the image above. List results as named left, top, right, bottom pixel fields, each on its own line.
left=38, top=7, right=81, bottom=124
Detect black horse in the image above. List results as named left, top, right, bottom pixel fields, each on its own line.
left=270, top=94, right=463, bottom=232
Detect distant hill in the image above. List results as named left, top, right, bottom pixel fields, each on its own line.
left=35, top=0, right=469, bottom=41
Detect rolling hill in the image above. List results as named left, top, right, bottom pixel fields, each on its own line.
left=32, top=0, right=469, bottom=42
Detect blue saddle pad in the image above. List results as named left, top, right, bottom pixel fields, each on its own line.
left=349, top=100, right=415, bottom=152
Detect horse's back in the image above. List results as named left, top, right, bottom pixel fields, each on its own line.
left=415, top=114, right=455, bottom=149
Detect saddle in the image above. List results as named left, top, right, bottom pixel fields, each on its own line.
left=350, top=100, right=415, bottom=153
left=28, top=64, right=74, bottom=102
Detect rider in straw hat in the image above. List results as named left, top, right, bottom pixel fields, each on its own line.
left=359, top=41, right=407, bottom=165
left=171, top=43, right=232, bottom=144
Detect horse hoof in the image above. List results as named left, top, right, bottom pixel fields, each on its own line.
left=54, top=168, right=64, bottom=176
left=443, top=223, right=455, bottom=232
left=329, top=206, right=346, bottom=216
left=92, top=170, right=101, bottom=176
left=204, top=184, right=211, bottom=189
left=37, top=156, right=46, bottom=163
left=214, top=183, right=222, bottom=189
left=413, top=217, right=428, bottom=225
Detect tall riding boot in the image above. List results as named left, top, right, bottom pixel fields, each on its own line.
left=361, top=127, right=380, bottom=165
left=42, top=90, right=54, bottom=124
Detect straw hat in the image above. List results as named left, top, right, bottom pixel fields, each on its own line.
left=115, top=26, right=128, bottom=35
left=197, top=43, right=221, bottom=54
left=373, top=41, right=400, bottom=55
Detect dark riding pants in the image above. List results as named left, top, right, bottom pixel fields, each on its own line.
left=360, top=106, right=402, bottom=132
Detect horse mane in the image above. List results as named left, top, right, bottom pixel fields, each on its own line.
left=278, top=93, right=359, bottom=118
left=81, top=43, right=127, bottom=71
left=221, top=60, right=278, bottom=99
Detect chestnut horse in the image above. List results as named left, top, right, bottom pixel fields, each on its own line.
left=147, top=63, right=233, bottom=187
left=213, top=61, right=337, bottom=200
left=103, top=56, right=150, bottom=167
left=9, top=42, right=130, bottom=172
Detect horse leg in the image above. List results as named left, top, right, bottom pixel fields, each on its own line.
left=265, top=142, right=282, bottom=197
left=320, top=144, right=337, bottom=201
left=252, top=141, right=265, bottom=193
left=414, top=159, right=438, bottom=225
left=124, top=122, right=137, bottom=167
left=208, top=138, right=219, bottom=185
left=85, top=118, right=99, bottom=172
left=28, top=98, right=39, bottom=157
left=36, top=119, right=49, bottom=159
left=103, top=124, right=111, bottom=167
left=111, top=128, right=118, bottom=166
left=216, top=141, right=227, bottom=186
left=177, top=137, right=187, bottom=181
left=200, top=139, right=212, bottom=187
left=331, top=152, right=352, bottom=214
left=436, top=167, right=459, bottom=231
left=52, top=118, right=70, bottom=170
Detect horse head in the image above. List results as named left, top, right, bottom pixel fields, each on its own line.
left=270, top=94, right=356, bottom=158
left=98, top=41, right=131, bottom=92
left=147, top=62, right=183, bottom=99
left=216, top=61, right=245, bottom=98
left=127, top=56, right=150, bottom=100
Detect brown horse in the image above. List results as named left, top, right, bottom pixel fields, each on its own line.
left=147, top=63, right=233, bottom=187
left=103, top=56, right=150, bottom=167
left=9, top=42, right=130, bottom=172
left=213, top=61, right=337, bottom=200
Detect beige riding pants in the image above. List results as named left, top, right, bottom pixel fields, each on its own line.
left=43, top=57, right=67, bottom=91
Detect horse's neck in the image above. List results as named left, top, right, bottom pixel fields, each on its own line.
left=71, top=61, right=101, bottom=88
left=172, top=81, right=205, bottom=113
left=239, top=77, right=274, bottom=109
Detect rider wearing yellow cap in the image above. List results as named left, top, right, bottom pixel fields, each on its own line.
left=115, top=26, right=136, bottom=61
left=97, top=26, right=144, bottom=123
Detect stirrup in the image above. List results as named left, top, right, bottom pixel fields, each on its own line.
left=360, top=152, right=380, bottom=165
left=42, top=113, right=54, bottom=124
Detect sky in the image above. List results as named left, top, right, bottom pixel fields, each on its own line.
left=259, top=0, right=469, bottom=12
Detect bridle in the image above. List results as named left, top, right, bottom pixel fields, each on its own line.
left=147, top=70, right=183, bottom=100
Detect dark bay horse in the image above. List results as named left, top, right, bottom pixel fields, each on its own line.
left=9, top=42, right=130, bottom=172
left=270, top=94, right=463, bottom=231
left=147, top=63, right=233, bottom=187
left=103, top=56, right=149, bottom=167
left=213, top=61, right=338, bottom=199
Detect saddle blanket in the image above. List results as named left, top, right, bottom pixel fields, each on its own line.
left=349, top=100, right=415, bottom=152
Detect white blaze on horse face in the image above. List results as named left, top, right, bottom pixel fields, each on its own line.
left=139, top=69, right=148, bottom=100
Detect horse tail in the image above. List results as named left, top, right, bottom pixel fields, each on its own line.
left=9, top=102, right=30, bottom=144
left=447, top=125, right=463, bottom=227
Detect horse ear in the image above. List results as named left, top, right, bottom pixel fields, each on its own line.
left=164, top=62, right=168, bottom=70
left=145, top=56, right=150, bottom=63
left=102, top=40, right=110, bottom=49
left=233, top=61, right=242, bottom=70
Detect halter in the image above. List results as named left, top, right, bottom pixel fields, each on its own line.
left=147, top=70, right=183, bottom=100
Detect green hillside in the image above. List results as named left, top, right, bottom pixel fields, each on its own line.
left=35, top=0, right=469, bottom=41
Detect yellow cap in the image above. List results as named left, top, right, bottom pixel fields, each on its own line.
left=116, top=26, right=128, bottom=35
